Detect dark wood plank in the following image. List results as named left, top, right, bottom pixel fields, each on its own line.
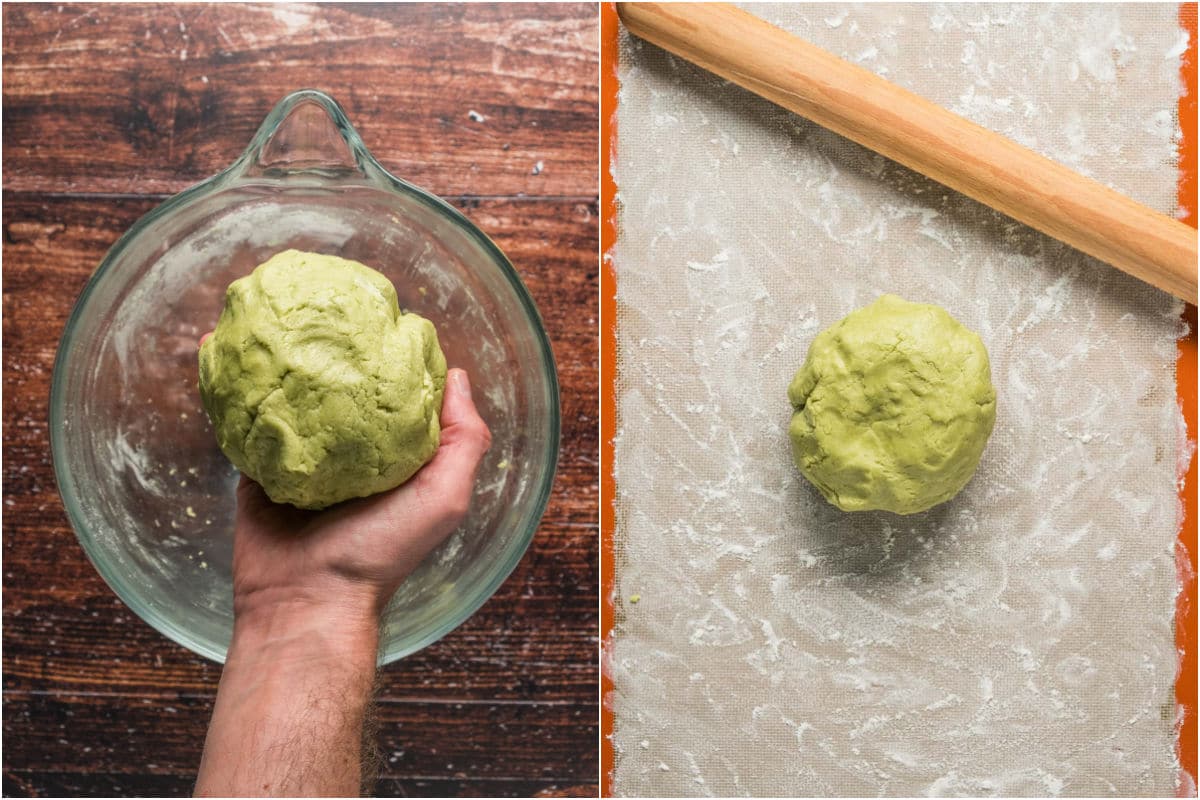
left=2, top=770, right=594, bottom=798
left=2, top=692, right=597, bottom=790
left=2, top=3, right=598, bottom=198
left=3, top=193, right=597, bottom=706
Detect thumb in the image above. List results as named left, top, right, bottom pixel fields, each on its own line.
left=440, top=369, right=491, bottom=446
left=408, top=369, right=492, bottom=525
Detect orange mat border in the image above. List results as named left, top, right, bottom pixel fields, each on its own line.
left=599, top=4, right=1199, bottom=794
left=599, top=3, right=619, bottom=797
left=1174, top=4, right=1197, bottom=792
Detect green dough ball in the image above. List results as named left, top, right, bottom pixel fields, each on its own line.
left=787, top=295, right=996, bottom=515
left=198, top=250, right=447, bottom=510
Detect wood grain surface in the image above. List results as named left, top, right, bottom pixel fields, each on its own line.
left=2, top=4, right=598, bottom=797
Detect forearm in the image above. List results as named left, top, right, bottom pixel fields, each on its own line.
left=195, top=598, right=380, bottom=797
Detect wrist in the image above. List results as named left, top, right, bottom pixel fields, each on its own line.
left=230, top=587, right=381, bottom=671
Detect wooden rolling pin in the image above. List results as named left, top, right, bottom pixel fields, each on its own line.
left=618, top=2, right=1198, bottom=303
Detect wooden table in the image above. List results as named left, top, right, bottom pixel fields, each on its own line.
left=2, top=4, right=598, bottom=796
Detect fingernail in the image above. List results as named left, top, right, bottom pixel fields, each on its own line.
left=453, top=370, right=472, bottom=400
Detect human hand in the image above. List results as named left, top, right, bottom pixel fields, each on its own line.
left=197, top=361, right=487, bottom=797
left=228, top=367, right=492, bottom=627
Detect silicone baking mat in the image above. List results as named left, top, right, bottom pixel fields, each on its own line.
left=601, top=4, right=1197, bottom=796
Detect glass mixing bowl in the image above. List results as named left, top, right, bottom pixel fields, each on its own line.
left=50, top=90, right=560, bottom=664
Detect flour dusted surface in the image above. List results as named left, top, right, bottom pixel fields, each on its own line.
left=611, top=4, right=1187, bottom=796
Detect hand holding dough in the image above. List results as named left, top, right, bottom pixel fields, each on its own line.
left=788, top=295, right=996, bottom=515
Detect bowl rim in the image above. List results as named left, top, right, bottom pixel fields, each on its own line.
left=49, top=89, right=562, bottom=665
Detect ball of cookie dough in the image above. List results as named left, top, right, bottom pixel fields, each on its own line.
left=787, top=295, right=995, bottom=515
left=199, top=250, right=447, bottom=510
